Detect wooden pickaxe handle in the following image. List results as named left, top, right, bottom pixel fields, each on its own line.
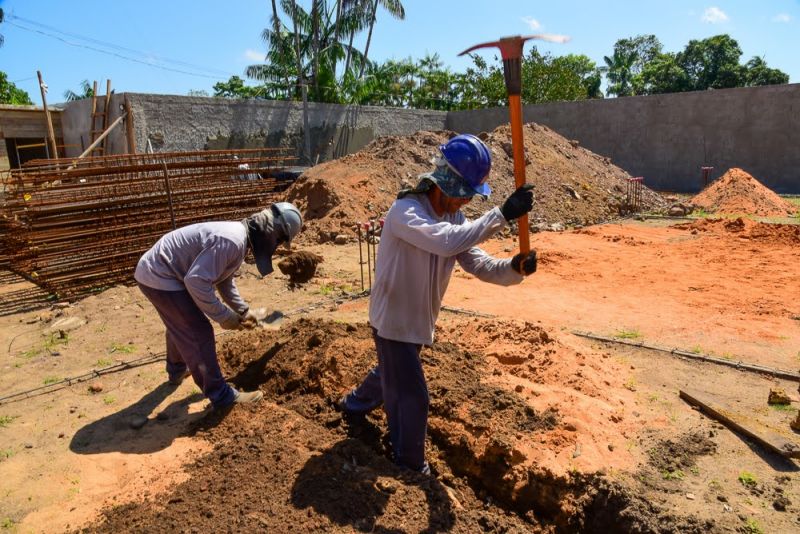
left=459, top=35, right=569, bottom=256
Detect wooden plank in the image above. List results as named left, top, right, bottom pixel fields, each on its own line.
left=36, top=71, right=59, bottom=159
left=680, top=388, right=800, bottom=459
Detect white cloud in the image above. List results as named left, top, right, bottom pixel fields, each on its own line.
left=521, top=16, right=541, bottom=30
left=702, top=7, right=729, bottom=24
left=244, top=49, right=265, bottom=62
left=772, top=13, right=792, bottom=23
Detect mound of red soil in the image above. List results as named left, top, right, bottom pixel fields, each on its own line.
left=84, top=318, right=712, bottom=533
left=288, top=125, right=667, bottom=243
left=676, top=217, right=800, bottom=245
left=691, top=168, right=795, bottom=217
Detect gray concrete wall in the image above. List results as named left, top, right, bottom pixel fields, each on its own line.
left=118, top=94, right=447, bottom=163
left=447, top=83, right=800, bottom=193
left=61, top=94, right=129, bottom=157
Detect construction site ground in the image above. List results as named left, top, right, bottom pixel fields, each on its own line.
left=1, top=217, right=799, bottom=533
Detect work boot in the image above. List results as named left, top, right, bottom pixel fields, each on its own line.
left=167, top=369, right=191, bottom=386
left=233, top=389, right=264, bottom=404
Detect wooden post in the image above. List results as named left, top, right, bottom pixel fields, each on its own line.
left=124, top=96, right=137, bottom=154
left=102, top=79, right=112, bottom=151
left=36, top=71, right=59, bottom=159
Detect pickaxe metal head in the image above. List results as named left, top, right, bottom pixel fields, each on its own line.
left=457, top=34, right=571, bottom=60
left=458, top=34, right=570, bottom=95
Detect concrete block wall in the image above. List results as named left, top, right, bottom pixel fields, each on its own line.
left=58, top=84, right=800, bottom=193
left=117, top=94, right=447, bottom=163
left=448, top=83, right=800, bottom=194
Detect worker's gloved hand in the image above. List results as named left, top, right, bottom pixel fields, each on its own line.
left=511, top=250, right=537, bottom=276
left=220, top=312, right=243, bottom=331
left=240, top=310, right=258, bottom=329
left=500, top=184, right=535, bottom=222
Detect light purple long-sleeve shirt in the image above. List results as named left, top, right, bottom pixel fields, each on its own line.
left=368, top=194, right=524, bottom=345
left=134, top=221, right=249, bottom=324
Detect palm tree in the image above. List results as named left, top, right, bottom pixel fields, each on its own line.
left=602, top=49, right=637, bottom=97
left=63, top=80, right=94, bottom=101
left=358, top=0, right=405, bottom=78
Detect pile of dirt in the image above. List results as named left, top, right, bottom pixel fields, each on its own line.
left=287, top=125, right=668, bottom=243
left=85, top=318, right=713, bottom=532
left=276, top=251, right=323, bottom=285
left=676, top=217, right=800, bottom=245
left=691, top=168, right=796, bottom=217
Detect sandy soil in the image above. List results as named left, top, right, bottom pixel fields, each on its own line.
left=0, top=219, right=798, bottom=533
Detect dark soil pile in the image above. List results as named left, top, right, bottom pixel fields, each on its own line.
left=676, top=217, right=800, bottom=245
left=287, top=125, right=668, bottom=243
left=84, top=318, right=713, bottom=533
left=691, top=168, right=796, bottom=217
left=277, top=251, right=323, bottom=285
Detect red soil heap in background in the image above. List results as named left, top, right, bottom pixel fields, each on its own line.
left=287, top=124, right=667, bottom=243
left=691, top=167, right=795, bottom=218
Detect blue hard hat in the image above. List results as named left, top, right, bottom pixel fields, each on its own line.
left=438, top=134, right=492, bottom=198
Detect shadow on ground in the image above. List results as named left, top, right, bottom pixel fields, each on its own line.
left=69, top=383, right=206, bottom=454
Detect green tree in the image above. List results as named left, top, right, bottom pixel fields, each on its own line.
left=743, top=56, right=789, bottom=86
left=0, top=71, right=33, bottom=105
left=602, top=48, right=637, bottom=97
left=212, top=76, right=262, bottom=98
left=358, top=0, right=405, bottom=78
left=637, top=53, right=690, bottom=94
left=677, top=34, right=744, bottom=90
left=614, top=35, right=663, bottom=78
left=553, top=54, right=604, bottom=98
left=63, top=80, right=94, bottom=101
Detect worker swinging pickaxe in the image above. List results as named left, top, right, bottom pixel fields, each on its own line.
left=458, top=34, right=569, bottom=264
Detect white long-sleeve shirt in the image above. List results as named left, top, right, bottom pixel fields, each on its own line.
left=134, top=221, right=249, bottom=324
left=368, top=194, right=524, bottom=345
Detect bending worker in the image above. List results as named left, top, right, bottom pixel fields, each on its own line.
left=340, top=134, right=537, bottom=473
left=135, top=202, right=302, bottom=410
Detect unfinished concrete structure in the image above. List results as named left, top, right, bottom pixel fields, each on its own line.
left=0, top=104, right=64, bottom=169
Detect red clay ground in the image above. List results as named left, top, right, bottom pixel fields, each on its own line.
left=1, top=219, right=798, bottom=533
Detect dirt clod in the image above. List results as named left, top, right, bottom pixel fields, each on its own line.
left=277, top=251, right=323, bottom=285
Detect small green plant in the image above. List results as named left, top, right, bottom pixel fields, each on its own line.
left=109, top=342, right=135, bottom=354
left=43, top=376, right=61, bottom=385
left=43, top=331, right=69, bottom=350
left=95, top=358, right=113, bottom=367
left=103, top=395, right=116, bottom=405
left=0, top=449, right=14, bottom=460
left=689, top=465, right=700, bottom=475
left=738, top=471, right=757, bottom=487
left=690, top=345, right=703, bottom=354
left=0, top=416, right=17, bottom=428
left=770, top=403, right=796, bottom=412
left=318, top=284, right=335, bottom=296
left=615, top=329, right=642, bottom=340
left=1, top=517, right=14, bottom=529
left=662, top=469, right=685, bottom=481
left=623, top=378, right=637, bottom=391
left=189, top=387, right=201, bottom=396
left=743, top=518, right=764, bottom=534
left=708, top=479, right=722, bottom=491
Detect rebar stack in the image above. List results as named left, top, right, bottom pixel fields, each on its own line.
left=2, top=148, right=298, bottom=298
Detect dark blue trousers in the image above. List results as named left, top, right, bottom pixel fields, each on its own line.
left=343, top=329, right=428, bottom=471
left=138, top=283, right=236, bottom=409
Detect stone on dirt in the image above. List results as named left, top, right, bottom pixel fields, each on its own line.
left=768, top=388, right=791, bottom=405
left=277, top=251, right=324, bottom=285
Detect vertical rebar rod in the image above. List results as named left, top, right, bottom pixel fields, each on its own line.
left=365, top=223, right=372, bottom=290
left=371, top=221, right=377, bottom=274
left=357, top=225, right=364, bottom=292
left=162, top=161, right=177, bottom=230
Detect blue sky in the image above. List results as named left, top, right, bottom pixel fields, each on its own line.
left=1, top=0, right=797, bottom=104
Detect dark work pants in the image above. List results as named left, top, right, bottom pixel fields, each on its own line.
left=138, top=283, right=236, bottom=409
left=343, top=329, right=428, bottom=471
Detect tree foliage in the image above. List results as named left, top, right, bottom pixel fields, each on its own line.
left=63, top=80, right=94, bottom=102
left=0, top=71, right=34, bottom=105
left=608, top=34, right=789, bottom=96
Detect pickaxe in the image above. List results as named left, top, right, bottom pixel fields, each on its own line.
left=459, top=34, right=570, bottom=255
